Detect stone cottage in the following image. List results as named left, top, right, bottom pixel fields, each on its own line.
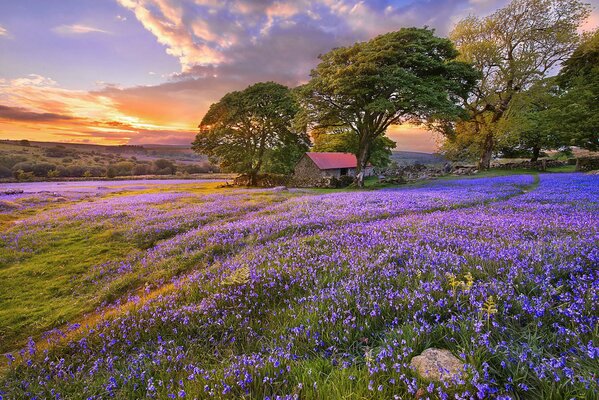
left=292, top=152, right=374, bottom=186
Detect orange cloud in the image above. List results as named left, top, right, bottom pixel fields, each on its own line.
left=0, top=75, right=197, bottom=145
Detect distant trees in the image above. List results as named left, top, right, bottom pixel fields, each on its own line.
left=445, top=0, right=591, bottom=168
left=297, top=28, right=477, bottom=186
left=153, top=159, right=176, bottom=175
left=193, top=82, right=309, bottom=186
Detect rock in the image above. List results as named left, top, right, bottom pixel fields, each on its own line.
left=272, top=186, right=288, bottom=192
left=410, top=348, right=465, bottom=382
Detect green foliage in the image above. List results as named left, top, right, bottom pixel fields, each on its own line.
left=549, top=28, right=599, bottom=150
left=312, top=129, right=396, bottom=168
left=153, top=159, right=176, bottom=174
left=11, top=161, right=58, bottom=177
left=496, top=78, right=567, bottom=160
left=448, top=0, right=591, bottom=167
left=298, top=27, right=477, bottom=185
left=193, top=82, right=309, bottom=184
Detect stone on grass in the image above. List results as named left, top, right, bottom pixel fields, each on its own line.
left=410, top=348, right=465, bottom=382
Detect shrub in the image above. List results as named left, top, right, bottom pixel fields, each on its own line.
left=183, top=162, right=212, bottom=174
left=111, top=161, right=135, bottom=176
left=0, top=165, right=12, bottom=178
left=133, top=164, right=151, bottom=176
left=14, top=169, right=35, bottom=181
left=44, top=147, right=73, bottom=158
left=12, top=161, right=57, bottom=177
left=0, top=155, right=27, bottom=169
left=153, top=159, right=176, bottom=174
left=64, top=165, right=87, bottom=177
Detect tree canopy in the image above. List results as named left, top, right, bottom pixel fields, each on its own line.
left=550, top=28, right=599, bottom=150
left=298, top=27, right=477, bottom=186
left=193, top=82, right=309, bottom=185
left=447, top=0, right=590, bottom=168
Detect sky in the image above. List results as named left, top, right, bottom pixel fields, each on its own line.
left=0, top=0, right=598, bottom=152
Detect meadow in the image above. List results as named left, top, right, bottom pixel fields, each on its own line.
left=0, top=173, right=597, bottom=399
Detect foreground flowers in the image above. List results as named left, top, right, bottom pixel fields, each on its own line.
left=1, top=173, right=597, bottom=399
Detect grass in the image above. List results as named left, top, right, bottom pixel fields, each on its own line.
left=0, top=223, right=140, bottom=353
left=0, top=182, right=294, bottom=354
left=0, top=170, right=596, bottom=399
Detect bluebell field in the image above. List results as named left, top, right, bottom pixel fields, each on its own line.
left=1, top=174, right=598, bottom=399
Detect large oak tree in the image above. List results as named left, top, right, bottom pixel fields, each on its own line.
left=448, top=0, right=590, bottom=169
left=297, top=27, right=477, bottom=187
left=193, top=82, right=309, bottom=185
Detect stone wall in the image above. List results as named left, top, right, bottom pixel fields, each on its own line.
left=492, top=159, right=565, bottom=171
left=233, top=173, right=289, bottom=187
left=292, top=155, right=325, bottom=186
left=576, top=157, right=599, bottom=172
left=378, top=163, right=452, bottom=184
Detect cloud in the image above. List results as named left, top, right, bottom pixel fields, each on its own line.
left=8, top=0, right=596, bottom=149
left=0, top=105, right=76, bottom=122
left=0, top=25, right=8, bottom=37
left=0, top=75, right=195, bottom=144
left=53, top=24, right=111, bottom=35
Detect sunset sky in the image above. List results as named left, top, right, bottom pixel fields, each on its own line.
left=1, top=0, right=597, bottom=151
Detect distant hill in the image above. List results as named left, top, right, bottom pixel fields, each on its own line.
left=0, top=139, right=215, bottom=180
left=390, top=151, right=447, bottom=166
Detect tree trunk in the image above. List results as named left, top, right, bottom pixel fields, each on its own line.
left=248, top=170, right=258, bottom=186
left=478, top=132, right=494, bottom=170
left=355, top=139, right=371, bottom=188
left=531, top=145, right=540, bottom=162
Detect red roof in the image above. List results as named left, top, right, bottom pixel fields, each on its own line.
left=306, top=152, right=358, bottom=170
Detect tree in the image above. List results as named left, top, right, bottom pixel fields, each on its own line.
left=497, top=78, right=565, bottom=161
left=449, top=0, right=590, bottom=169
left=298, top=28, right=477, bottom=187
left=193, top=82, right=309, bottom=185
left=311, top=128, right=396, bottom=168
left=549, top=28, right=599, bottom=150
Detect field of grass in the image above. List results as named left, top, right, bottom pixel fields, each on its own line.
left=0, top=172, right=598, bottom=399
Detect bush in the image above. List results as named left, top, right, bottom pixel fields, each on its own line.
left=133, top=164, right=152, bottom=176
left=111, top=161, right=135, bottom=176
left=64, top=165, right=87, bottom=177
left=0, top=155, right=27, bottom=169
left=14, top=170, right=35, bottom=181
left=0, top=165, right=12, bottom=178
left=11, top=161, right=58, bottom=177
left=183, top=162, right=212, bottom=174
left=153, top=159, right=176, bottom=174
left=45, top=147, right=73, bottom=158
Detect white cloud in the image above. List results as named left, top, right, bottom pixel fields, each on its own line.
left=0, top=25, right=8, bottom=37
left=8, top=74, right=57, bottom=87
left=116, top=14, right=128, bottom=22
left=53, top=24, right=111, bottom=35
